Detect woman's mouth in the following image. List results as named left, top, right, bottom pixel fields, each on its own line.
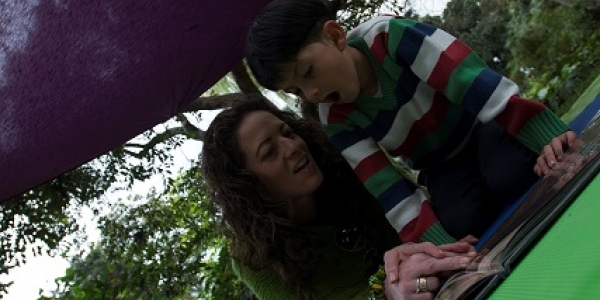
left=293, top=157, right=309, bottom=174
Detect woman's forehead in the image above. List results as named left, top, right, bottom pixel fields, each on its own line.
left=237, top=111, right=284, bottom=152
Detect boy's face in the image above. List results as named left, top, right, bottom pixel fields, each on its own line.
left=276, top=22, right=362, bottom=104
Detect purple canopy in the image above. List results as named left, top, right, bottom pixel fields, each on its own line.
left=0, top=0, right=272, bottom=202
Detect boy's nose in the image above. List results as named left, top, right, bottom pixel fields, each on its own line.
left=302, top=85, right=319, bottom=102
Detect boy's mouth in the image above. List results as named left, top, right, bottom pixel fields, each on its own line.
left=325, top=92, right=340, bottom=103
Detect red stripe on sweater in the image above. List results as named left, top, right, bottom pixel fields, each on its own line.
left=390, top=93, right=449, bottom=156
left=354, top=150, right=390, bottom=183
left=399, top=200, right=437, bottom=243
left=370, top=32, right=389, bottom=64
left=427, top=40, right=471, bottom=92
left=494, top=95, right=547, bottom=136
left=327, top=104, right=356, bottom=124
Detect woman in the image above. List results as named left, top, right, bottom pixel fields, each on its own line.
left=201, top=94, right=475, bottom=300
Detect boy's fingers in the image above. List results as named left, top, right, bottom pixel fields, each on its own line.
left=541, top=144, right=557, bottom=168
left=534, top=164, right=543, bottom=177
left=565, top=131, right=578, bottom=147
left=536, top=155, right=550, bottom=176
left=550, top=137, right=564, bottom=161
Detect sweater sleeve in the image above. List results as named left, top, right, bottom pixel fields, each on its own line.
left=319, top=103, right=456, bottom=245
left=383, top=17, right=569, bottom=153
left=231, top=258, right=295, bottom=300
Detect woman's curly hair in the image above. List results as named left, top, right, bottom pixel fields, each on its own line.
left=201, top=94, right=390, bottom=299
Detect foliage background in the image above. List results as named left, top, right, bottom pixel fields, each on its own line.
left=0, top=0, right=597, bottom=299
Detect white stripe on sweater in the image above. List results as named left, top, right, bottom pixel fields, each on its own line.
left=385, top=188, right=428, bottom=232
left=340, top=138, right=380, bottom=169
left=411, top=29, right=456, bottom=82
left=477, top=76, right=520, bottom=122
left=318, top=103, right=332, bottom=125
left=348, top=15, right=391, bottom=44
left=379, top=82, right=435, bottom=150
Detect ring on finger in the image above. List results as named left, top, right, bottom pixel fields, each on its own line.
left=416, top=277, right=429, bottom=293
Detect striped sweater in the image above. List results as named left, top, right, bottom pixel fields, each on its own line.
left=318, top=16, right=568, bottom=245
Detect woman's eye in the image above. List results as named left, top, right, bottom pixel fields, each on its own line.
left=282, top=128, right=294, bottom=137
left=263, top=147, right=275, bottom=160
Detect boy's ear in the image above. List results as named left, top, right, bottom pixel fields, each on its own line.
left=322, top=20, right=347, bottom=51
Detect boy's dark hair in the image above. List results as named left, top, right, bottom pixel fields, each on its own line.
left=245, top=0, right=335, bottom=90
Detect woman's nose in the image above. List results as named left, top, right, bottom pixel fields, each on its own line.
left=281, top=137, right=301, bottom=158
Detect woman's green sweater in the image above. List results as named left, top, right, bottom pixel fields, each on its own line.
left=232, top=207, right=401, bottom=299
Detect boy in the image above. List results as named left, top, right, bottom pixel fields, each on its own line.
left=245, top=0, right=576, bottom=243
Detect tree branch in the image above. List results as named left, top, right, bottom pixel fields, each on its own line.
left=179, top=93, right=248, bottom=113
left=231, top=61, right=261, bottom=94
left=123, top=127, right=190, bottom=158
left=175, top=113, right=205, bottom=141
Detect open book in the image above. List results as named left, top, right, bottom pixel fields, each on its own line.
left=435, top=112, right=600, bottom=300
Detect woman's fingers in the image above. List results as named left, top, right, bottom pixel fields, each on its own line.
left=386, top=276, right=439, bottom=300
left=384, top=242, right=444, bottom=283
left=459, top=235, right=479, bottom=245
left=400, top=242, right=446, bottom=257
left=400, top=253, right=472, bottom=279
left=438, top=240, right=476, bottom=253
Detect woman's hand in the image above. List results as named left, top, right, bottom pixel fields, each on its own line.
left=384, top=252, right=474, bottom=300
left=384, top=241, right=475, bottom=283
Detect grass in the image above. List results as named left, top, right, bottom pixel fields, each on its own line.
left=561, top=73, right=600, bottom=123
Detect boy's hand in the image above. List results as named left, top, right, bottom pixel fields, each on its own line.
left=534, top=131, right=578, bottom=176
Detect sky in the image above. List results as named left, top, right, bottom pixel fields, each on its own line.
left=1, top=1, right=450, bottom=299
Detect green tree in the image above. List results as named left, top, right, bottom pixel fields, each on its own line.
left=506, top=0, right=600, bottom=114
left=39, top=166, right=253, bottom=300
left=425, top=0, right=513, bottom=75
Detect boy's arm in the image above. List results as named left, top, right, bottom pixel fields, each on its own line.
left=384, top=17, right=569, bottom=153
left=320, top=104, right=455, bottom=244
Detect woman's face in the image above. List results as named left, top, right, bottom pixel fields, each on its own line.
left=237, top=110, right=324, bottom=222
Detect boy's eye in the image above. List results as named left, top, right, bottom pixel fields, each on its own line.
left=304, top=66, right=313, bottom=78
left=292, top=89, right=304, bottom=99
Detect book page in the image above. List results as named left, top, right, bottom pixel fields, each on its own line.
left=434, top=226, right=521, bottom=300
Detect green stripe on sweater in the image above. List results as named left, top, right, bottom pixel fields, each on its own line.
left=445, top=52, right=487, bottom=105
left=421, top=222, right=457, bottom=245
left=516, top=109, right=569, bottom=153
left=364, top=164, right=406, bottom=198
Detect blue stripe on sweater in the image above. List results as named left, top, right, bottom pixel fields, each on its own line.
left=328, top=127, right=371, bottom=152
left=362, top=70, right=421, bottom=141
left=413, top=22, right=437, bottom=36
left=462, top=68, right=503, bottom=116
left=378, top=178, right=418, bottom=213
left=394, top=22, right=436, bottom=67
left=395, top=26, right=425, bottom=67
